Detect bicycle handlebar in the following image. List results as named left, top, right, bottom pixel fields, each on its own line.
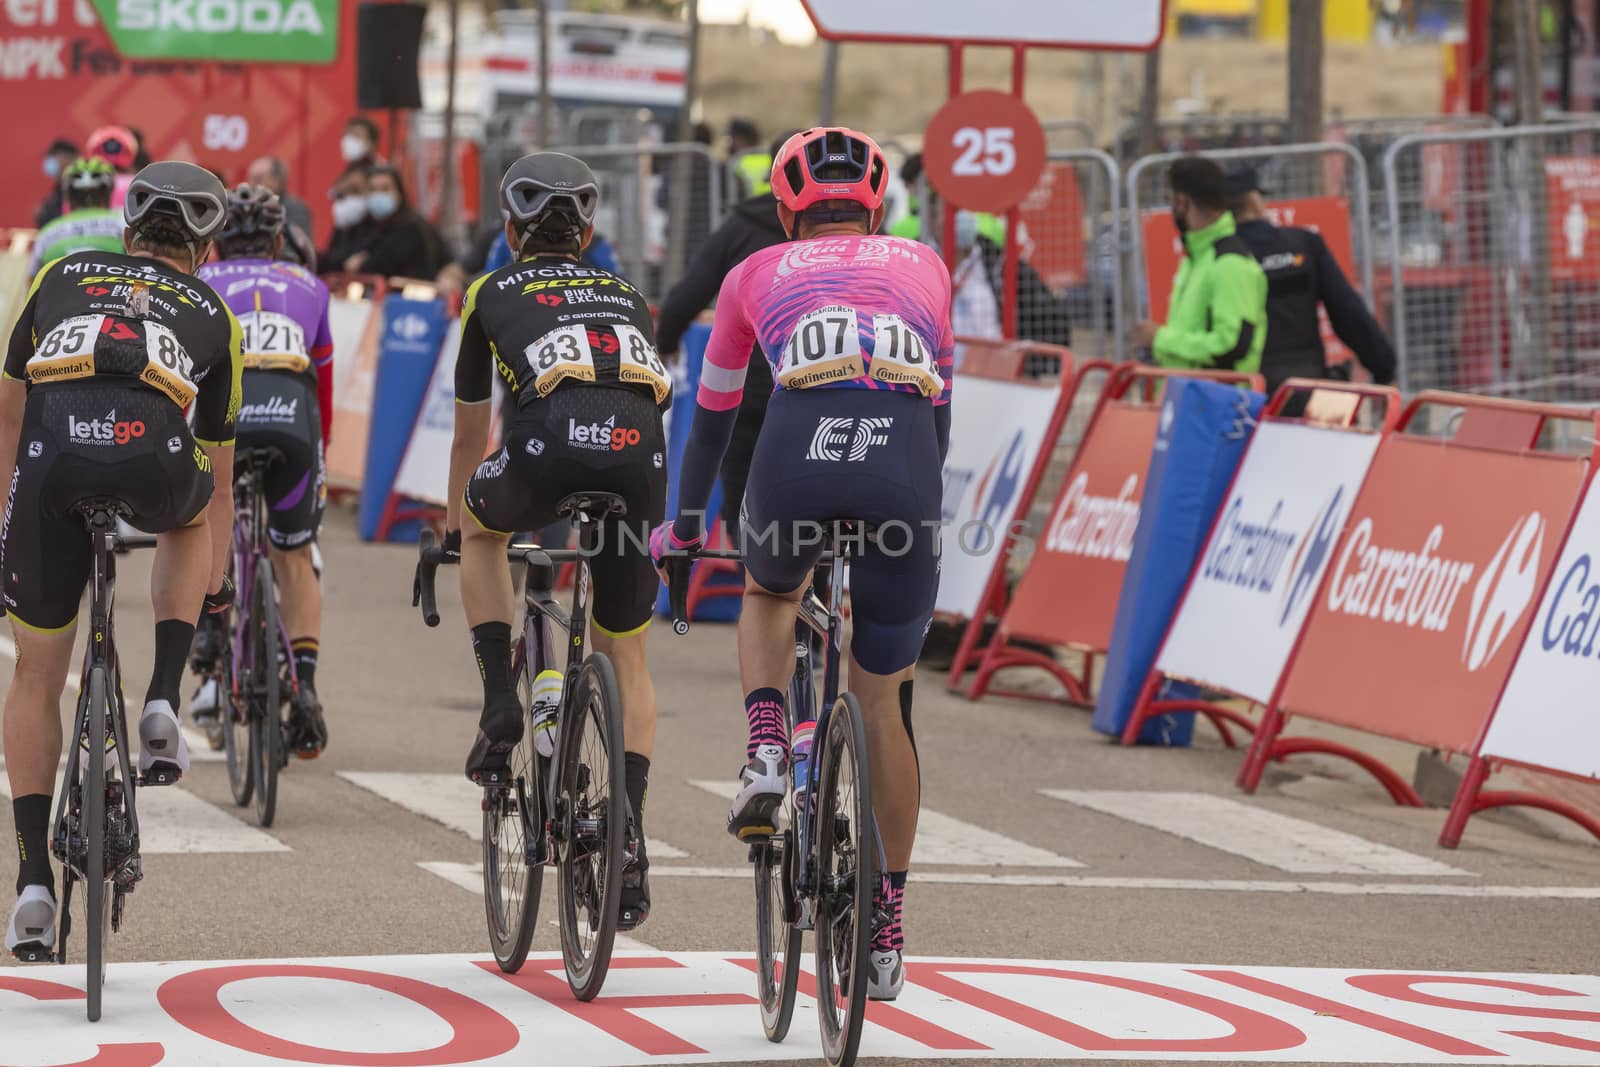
left=414, top=529, right=444, bottom=627
left=662, top=547, right=742, bottom=636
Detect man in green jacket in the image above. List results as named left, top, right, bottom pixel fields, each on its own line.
left=1133, top=157, right=1267, bottom=373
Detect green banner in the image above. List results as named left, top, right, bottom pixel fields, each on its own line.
left=92, top=0, right=340, bottom=64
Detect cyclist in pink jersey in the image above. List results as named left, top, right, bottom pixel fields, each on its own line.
left=653, top=128, right=953, bottom=1001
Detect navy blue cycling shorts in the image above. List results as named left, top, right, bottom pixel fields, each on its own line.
left=739, top=388, right=943, bottom=675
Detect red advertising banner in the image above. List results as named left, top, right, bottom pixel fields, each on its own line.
left=1019, top=161, right=1088, bottom=290
left=0, top=5, right=366, bottom=239
left=1545, top=155, right=1600, bottom=282
left=1143, top=197, right=1360, bottom=367
left=1277, top=435, right=1585, bottom=754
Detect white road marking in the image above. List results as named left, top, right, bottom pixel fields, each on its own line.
left=1043, top=789, right=1470, bottom=877
left=0, top=774, right=287, bottom=854
left=340, top=771, right=688, bottom=859
left=416, top=861, right=653, bottom=951
left=642, top=866, right=1600, bottom=898
left=690, top=778, right=1083, bottom=868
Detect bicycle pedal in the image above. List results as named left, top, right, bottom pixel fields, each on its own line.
left=9, top=942, right=54, bottom=964
left=137, top=765, right=181, bottom=787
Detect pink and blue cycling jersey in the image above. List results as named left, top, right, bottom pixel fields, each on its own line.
left=697, top=234, right=955, bottom=411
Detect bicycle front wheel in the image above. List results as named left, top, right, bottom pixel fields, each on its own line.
left=482, top=640, right=544, bottom=973
left=753, top=832, right=802, bottom=1041
left=250, top=557, right=283, bottom=828
left=814, top=692, right=875, bottom=1067
left=84, top=665, right=110, bottom=1023
left=556, top=652, right=625, bottom=1002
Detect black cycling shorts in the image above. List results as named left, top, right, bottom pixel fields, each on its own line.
left=741, top=388, right=943, bottom=675
left=236, top=372, right=325, bottom=550
left=464, top=385, right=666, bottom=637
left=2, top=383, right=213, bottom=632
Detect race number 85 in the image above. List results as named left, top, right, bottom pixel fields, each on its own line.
left=952, top=127, right=1016, bottom=177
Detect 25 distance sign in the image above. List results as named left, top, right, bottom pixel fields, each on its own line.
left=922, top=91, right=1047, bottom=215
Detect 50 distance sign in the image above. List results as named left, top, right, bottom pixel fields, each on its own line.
left=922, top=91, right=1047, bottom=215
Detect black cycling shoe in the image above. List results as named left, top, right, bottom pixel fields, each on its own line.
left=188, top=612, right=225, bottom=674
left=465, top=692, right=525, bottom=785
left=618, top=817, right=650, bottom=931
left=289, top=684, right=329, bottom=759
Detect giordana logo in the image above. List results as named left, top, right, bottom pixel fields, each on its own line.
left=805, top=417, right=892, bottom=462
left=26, top=441, right=42, bottom=459
left=391, top=312, right=430, bottom=341
left=525, top=438, right=545, bottom=456
left=1279, top=487, right=1345, bottom=626
left=568, top=415, right=641, bottom=453
left=1044, top=471, right=1139, bottom=561
left=68, top=410, right=146, bottom=446
left=1462, top=512, right=1544, bottom=672
left=116, top=1, right=327, bottom=35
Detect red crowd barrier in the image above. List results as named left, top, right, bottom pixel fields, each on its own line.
left=1119, top=379, right=1404, bottom=748
left=1237, top=391, right=1597, bottom=810
left=965, top=364, right=1262, bottom=705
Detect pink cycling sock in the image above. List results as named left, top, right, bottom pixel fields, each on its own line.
left=744, top=687, right=788, bottom=760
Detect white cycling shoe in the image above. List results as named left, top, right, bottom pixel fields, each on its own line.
left=139, top=699, right=190, bottom=783
left=867, top=948, right=905, bottom=1001
left=6, top=885, right=57, bottom=960
left=726, top=744, right=788, bottom=841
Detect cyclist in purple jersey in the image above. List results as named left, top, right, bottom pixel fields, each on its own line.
left=653, top=129, right=954, bottom=1002
left=193, top=185, right=335, bottom=757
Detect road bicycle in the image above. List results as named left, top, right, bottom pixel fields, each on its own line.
left=414, top=492, right=631, bottom=1001
left=25, top=502, right=156, bottom=1021
left=209, top=449, right=300, bottom=828
left=667, top=529, right=884, bottom=1067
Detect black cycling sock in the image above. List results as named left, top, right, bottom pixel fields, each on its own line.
left=13, top=794, right=53, bottom=895
left=292, top=637, right=319, bottom=691
left=470, top=622, right=514, bottom=706
left=624, top=752, right=650, bottom=867
left=147, top=618, right=195, bottom=708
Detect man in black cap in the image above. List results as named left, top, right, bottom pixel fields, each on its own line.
left=1225, top=166, right=1396, bottom=398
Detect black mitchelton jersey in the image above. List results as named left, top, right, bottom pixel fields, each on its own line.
left=4, top=250, right=243, bottom=446
left=455, top=255, right=670, bottom=411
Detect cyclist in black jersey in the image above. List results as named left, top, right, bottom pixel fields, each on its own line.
left=4, top=161, right=242, bottom=960
left=446, top=152, right=669, bottom=931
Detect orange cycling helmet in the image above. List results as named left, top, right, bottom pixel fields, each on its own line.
left=771, top=127, right=889, bottom=214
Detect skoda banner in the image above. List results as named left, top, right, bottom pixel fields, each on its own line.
left=1156, top=421, right=1381, bottom=703
left=90, top=0, right=340, bottom=63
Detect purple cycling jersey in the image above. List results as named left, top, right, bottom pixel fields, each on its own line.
left=198, top=259, right=333, bottom=386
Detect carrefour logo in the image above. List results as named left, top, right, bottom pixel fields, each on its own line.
left=972, top=431, right=1026, bottom=539
left=1541, top=552, right=1600, bottom=658
left=1279, top=487, right=1344, bottom=626
left=1462, top=512, right=1544, bottom=672
left=1201, top=496, right=1299, bottom=594
left=391, top=313, right=430, bottom=342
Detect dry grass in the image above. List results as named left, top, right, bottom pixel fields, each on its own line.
left=698, top=26, right=1444, bottom=146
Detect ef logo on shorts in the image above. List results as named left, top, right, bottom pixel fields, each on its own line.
left=806, top=416, right=893, bottom=462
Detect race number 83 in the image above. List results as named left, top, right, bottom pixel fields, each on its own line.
left=526, top=324, right=598, bottom=398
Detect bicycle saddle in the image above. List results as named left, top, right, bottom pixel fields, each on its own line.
left=556, top=491, right=627, bottom=521
left=71, top=496, right=133, bottom=530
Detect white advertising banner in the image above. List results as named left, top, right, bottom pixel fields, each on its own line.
left=1480, top=476, right=1600, bottom=780
left=1156, top=422, right=1382, bottom=702
left=801, top=0, right=1165, bottom=49
left=327, top=296, right=376, bottom=416
left=394, top=319, right=464, bottom=507
left=935, top=376, right=1060, bottom=618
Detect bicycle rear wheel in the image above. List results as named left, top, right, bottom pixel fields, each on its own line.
left=813, top=692, right=874, bottom=1067
left=250, top=557, right=283, bottom=828
left=482, top=641, right=544, bottom=973
left=221, top=600, right=252, bottom=808
left=84, top=665, right=109, bottom=1023
left=753, top=832, right=802, bottom=1041
left=556, top=652, right=625, bottom=1002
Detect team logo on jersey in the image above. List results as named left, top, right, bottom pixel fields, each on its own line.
left=568, top=415, right=641, bottom=453
left=26, top=441, right=42, bottom=459
left=526, top=438, right=545, bottom=456
left=806, top=417, right=893, bottom=462
left=536, top=294, right=565, bottom=307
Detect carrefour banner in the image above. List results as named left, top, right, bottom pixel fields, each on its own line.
left=935, top=376, right=1060, bottom=618
left=1480, top=474, right=1600, bottom=780
left=91, top=0, right=339, bottom=63
left=1156, top=421, right=1381, bottom=703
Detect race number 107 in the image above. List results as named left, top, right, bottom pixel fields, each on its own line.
left=951, top=127, right=1017, bottom=177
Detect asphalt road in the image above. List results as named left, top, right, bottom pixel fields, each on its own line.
left=1, top=509, right=1597, bottom=1066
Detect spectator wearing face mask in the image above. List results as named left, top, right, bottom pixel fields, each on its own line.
left=34, top=138, right=79, bottom=228
left=340, top=165, right=442, bottom=280
left=321, top=164, right=376, bottom=276
left=340, top=116, right=382, bottom=168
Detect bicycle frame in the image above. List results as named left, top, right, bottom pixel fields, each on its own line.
left=230, top=454, right=299, bottom=702
left=787, top=548, right=851, bottom=909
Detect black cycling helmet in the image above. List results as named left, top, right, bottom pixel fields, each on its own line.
left=124, top=161, right=228, bottom=242
left=499, top=152, right=600, bottom=233
left=219, top=183, right=286, bottom=254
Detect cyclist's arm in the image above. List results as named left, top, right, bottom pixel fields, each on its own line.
left=933, top=273, right=956, bottom=463
left=312, top=285, right=335, bottom=446
left=447, top=279, right=495, bottom=534
left=673, top=264, right=756, bottom=541
left=193, top=311, right=244, bottom=596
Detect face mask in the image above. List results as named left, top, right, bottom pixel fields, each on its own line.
left=367, top=191, right=399, bottom=220
left=1172, top=202, right=1190, bottom=239
left=44, top=157, right=62, bottom=179
left=332, top=194, right=368, bottom=228
left=340, top=134, right=369, bottom=163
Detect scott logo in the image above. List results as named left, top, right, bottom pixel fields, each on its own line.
left=1279, top=487, right=1344, bottom=626
left=1462, top=512, right=1545, bottom=672
left=806, top=417, right=892, bottom=462
left=68, top=410, right=145, bottom=446
left=391, top=313, right=430, bottom=341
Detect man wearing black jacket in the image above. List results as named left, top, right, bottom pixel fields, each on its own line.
left=656, top=131, right=799, bottom=542
left=1226, top=167, right=1396, bottom=397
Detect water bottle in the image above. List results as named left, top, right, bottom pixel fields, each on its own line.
left=791, top=719, right=816, bottom=813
